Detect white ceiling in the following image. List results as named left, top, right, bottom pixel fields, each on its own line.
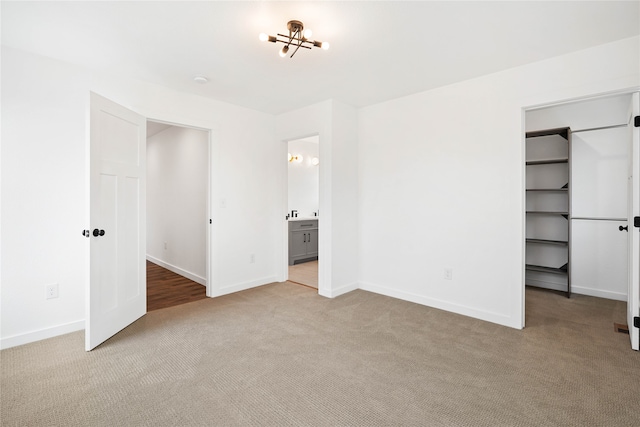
left=2, top=1, right=639, bottom=115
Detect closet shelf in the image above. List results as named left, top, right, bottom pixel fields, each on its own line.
left=525, top=126, right=571, bottom=298
left=526, top=128, right=569, bottom=140
left=526, top=211, right=569, bottom=215
left=525, top=264, right=568, bottom=275
left=526, top=158, right=569, bottom=165
left=526, top=238, right=568, bottom=246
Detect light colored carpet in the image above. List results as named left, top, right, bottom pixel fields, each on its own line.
left=1, top=283, right=639, bottom=426
left=288, top=260, right=318, bottom=289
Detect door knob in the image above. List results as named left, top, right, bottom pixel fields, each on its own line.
left=619, top=225, right=628, bottom=232
left=92, top=229, right=105, bottom=237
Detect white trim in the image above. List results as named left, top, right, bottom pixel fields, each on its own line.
left=571, top=286, right=627, bottom=302
left=360, top=281, right=520, bottom=329
left=319, top=281, right=358, bottom=299
left=216, top=276, right=279, bottom=296
left=146, top=255, right=206, bottom=286
left=0, top=320, right=84, bottom=350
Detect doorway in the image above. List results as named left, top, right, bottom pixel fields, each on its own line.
left=146, top=120, right=209, bottom=310
left=523, top=92, right=638, bottom=349
left=286, top=136, right=319, bottom=289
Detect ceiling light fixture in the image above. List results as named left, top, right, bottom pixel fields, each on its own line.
left=259, top=20, right=329, bottom=59
left=193, top=76, right=209, bottom=84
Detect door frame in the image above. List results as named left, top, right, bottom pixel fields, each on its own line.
left=521, top=88, right=640, bottom=342
left=281, top=133, right=323, bottom=292
left=145, top=118, right=214, bottom=298
left=145, top=119, right=213, bottom=297
left=628, top=92, right=640, bottom=350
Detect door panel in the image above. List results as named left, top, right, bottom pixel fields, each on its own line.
left=307, top=229, right=319, bottom=257
left=86, top=93, right=146, bottom=351
left=290, top=231, right=308, bottom=258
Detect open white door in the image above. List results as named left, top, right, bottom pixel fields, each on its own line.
left=86, top=93, right=146, bottom=351
left=628, top=92, right=640, bottom=351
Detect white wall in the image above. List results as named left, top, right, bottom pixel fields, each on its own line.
left=1, top=46, right=280, bottom=348
left=147, top=125, right=208, bottom=284
left=288, top=137, right=319, bottom=218
left=276, top=100, right=359, bottom=298
left=358, top=36, right=640, bottom=329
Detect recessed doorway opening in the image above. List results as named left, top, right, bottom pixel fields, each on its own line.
left=146, top=120, right=210, bottom=310
left=286, top=135, right=319, bottom=289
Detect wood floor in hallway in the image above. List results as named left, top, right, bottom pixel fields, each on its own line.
left=147, top=261, right=206, bottom=311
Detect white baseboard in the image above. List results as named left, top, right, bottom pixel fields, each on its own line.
left=319, top=281, right=359, bottom=298
left=526, top=278, right=627, bottom=301
left=0, top=320, right=84, bottom=350
left=215, top=276, right=279, bottom=296
left=146, top=255, right=206, bottom=286
left=571, top=286, right=627, bottom=302
left=359, top=281, right=520, bottom=329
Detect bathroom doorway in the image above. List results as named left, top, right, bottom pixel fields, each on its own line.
left=287, top=136, right=319, bottom=288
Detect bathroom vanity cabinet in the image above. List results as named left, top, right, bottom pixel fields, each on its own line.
left=288, top=219, right=318, bottom=265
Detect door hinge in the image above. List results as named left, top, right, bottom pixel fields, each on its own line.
left=634, top=216, right=640, bottom=228
left=635, top=116, right=640, bottom=127
left=634, top=317, right=640, bottom=329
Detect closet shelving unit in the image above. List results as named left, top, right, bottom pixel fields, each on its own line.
left=525, top=127, right=571, bottom=297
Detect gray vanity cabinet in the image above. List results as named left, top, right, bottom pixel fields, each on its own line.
left=288, top=220, right=318, bottom=265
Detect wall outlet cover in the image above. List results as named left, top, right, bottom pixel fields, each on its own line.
left=46, top=284, right=59, bottom=299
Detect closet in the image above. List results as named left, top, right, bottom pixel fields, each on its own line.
left=525, top=94, right=632, bottom=301
left=525, top=128, right=571, bottom=296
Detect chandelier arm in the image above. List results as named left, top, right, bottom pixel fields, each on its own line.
left=274, top=35, right=312, bottom=49
left=290, top=43, right=303, bottom=58
left=289, top=31, right=305, bottom=58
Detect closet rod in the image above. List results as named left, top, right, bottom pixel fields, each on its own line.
left=571, top=123, right=627, bottom=134
left=571, top=217, right=627, bottom=221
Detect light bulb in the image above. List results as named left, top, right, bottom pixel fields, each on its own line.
left=303, top=29, right=313, bottom=39
left=259, top=33, right=268, bottom=42
left=279, top=45, right=289, bottom=57
left=296, top=155, right=303, bottom=163
left=311, top=157, right=319, bottom=166
left=321, top=41, right=330, bottom=50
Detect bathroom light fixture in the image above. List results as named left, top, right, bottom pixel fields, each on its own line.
left=311, top=157, right=319, bottom=166
left=259, top=20, right=329, bottom=59
left=288, top=153, right=303, bottom=163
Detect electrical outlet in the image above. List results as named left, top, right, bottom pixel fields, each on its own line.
left=250, top=254, right=255, bottom=264
left=46, top=284, right=59, bottom=299
left=444, top=268, right=453, bottom=280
